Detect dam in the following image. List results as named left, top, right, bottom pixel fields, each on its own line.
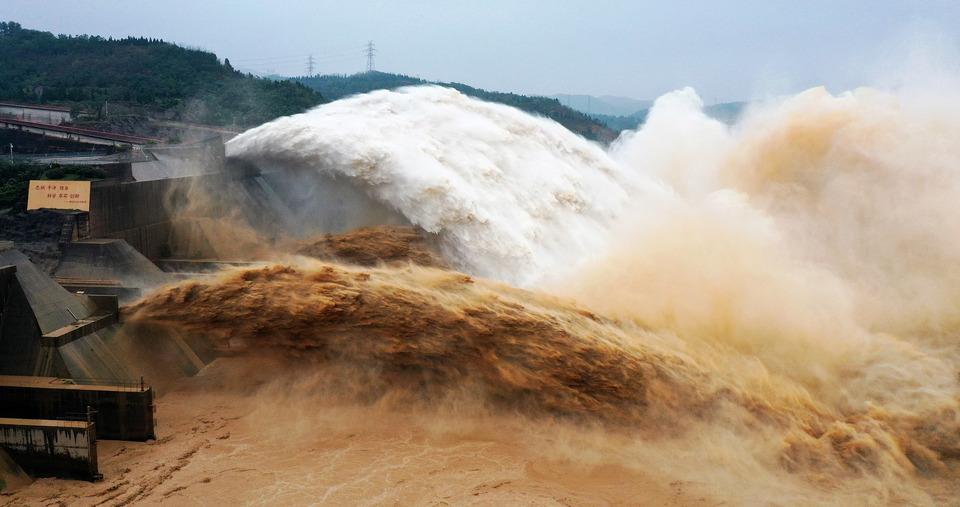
left=1, top=83, right=959, bottom=504
left=0, top=133, right=406, bottom=487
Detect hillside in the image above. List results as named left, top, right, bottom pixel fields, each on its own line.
left=0, top=22, right=324, bottom=127
left=295, top=72, right=617, bottom=143
left=548, top=94, right=651, bottom=117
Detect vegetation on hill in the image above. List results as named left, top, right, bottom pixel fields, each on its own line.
left=591, top=112, right=648, bottom=133
left=5, top=21, right=768, bottom=141
left=0, top=22, right=324, bottom=126
left=295, top=71, right=617, bottom=143
left=548, top=94, right=651, bottom=117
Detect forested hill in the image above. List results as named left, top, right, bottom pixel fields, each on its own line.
left=1, top=21, right=613, bottom=139
left=295, top=72, right=617, bottom=143
left=0, top=22, right=323, bottom=126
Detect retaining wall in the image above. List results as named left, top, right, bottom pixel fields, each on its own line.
left=0, top=418, right=98, bottom=481
left=88, top=178, right=185, bottom=260
left=0, top=376, right=155, bottom=441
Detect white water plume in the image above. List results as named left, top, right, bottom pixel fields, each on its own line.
left=222, top=83, right=960, bottom=503
left=227, top=85, right=668, bottom=286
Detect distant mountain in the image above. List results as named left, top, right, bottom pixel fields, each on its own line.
left=0, top=22, right=323, bottom=127
left=593, top=101, right=749, bottom=133
left=591, top=112, right=647, bottom=133
left=294, top=72, right=617, bottom=143
left=549, top=94, right=652, bottom=117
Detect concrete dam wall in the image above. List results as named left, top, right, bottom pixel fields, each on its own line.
left=0, top=418, right=98, bottom=481
left=0, top=376, right=155, bottom=441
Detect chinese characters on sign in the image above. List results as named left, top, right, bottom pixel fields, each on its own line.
left=27, top=180, right=91, bottom=211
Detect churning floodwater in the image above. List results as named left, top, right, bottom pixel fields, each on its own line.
left=36, top=84, right=958, bottom=505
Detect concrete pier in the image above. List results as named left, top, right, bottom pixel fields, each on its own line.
left=0, top=376, right=155, bottom=441
left=0, top=418, right=99, bottom=481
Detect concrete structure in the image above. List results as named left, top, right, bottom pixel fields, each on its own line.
left=224, top=155, right=409, bottom=236
left=0, top=246, right=101, bottom=377
left=0, top=117, right=159, bottom=147
left=0, top=130, right=426, bottom=483
left=83, top=173, right=292, bottom=261
left=256, top=169, right=409, bottom=235
left=54, top=239, right=173, bottom=304
left=0, top=242, right=215, bottom=386
left=14, top=135, right=407, bottom=269
left=131, top=136, right=224, bottom=181
left=0, top=102, right=71, bottom=124
left=0, top=417, right=98, bottom=481
left=87, top=178, right=182, bottom=260
left=0, top=376, right=155, bottom=441
left=19, top=150, right=155, bottom=175
left=0, top=446, right=31, bottom=491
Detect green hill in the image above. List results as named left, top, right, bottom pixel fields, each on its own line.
left=295, top=71, right=617, bottom=143
left=548, top=94, right=651, bottom=117
left=0, top=21, right=614, bottom=140
left=0, top=22, right=323, bottom=126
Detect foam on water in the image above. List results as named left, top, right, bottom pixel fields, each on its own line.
left=212, top=84, right=960, bottom=503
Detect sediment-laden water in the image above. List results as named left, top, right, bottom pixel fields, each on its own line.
left=9, top=84, right=960, bottom=505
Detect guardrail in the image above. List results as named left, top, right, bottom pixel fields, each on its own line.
left=0, top=117, right=162, bottom=145
left=54, top=414, right=95, bottom=427
left=58, top=376, right=151, bottom=392
left=21, top=151, right=110, bottom=159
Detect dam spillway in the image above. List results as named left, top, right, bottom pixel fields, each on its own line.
left=0, top=135, right=413, bottom=485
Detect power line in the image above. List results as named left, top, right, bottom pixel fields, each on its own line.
left=365, top=41, right=376, bottom=72
left=231, top=46, right=359, bottom=64
left=231, top=42, right=379, bottom=77
left=231, top=54, right=311, bottom=63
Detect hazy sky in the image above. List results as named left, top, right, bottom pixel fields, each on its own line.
left=4, top=1, right=960, bottom=103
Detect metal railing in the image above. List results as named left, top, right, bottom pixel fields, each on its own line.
left=56, top=376, right=151, bottom=392
left=22, top=151, right=109, bottom=159
left=54, top=415, right=94, bottom=427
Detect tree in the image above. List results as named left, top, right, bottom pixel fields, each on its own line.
left=0, top=23, right=325, bottom=126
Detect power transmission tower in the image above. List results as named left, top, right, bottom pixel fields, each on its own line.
left=365, top=41, right=376, bottom=72
left=307, top=54, right=315, bottom=75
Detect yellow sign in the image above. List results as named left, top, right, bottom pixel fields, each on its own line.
left=27, top=180, right=91, bottom=211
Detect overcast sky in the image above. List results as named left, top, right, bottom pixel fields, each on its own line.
left=4, top=1, right=960, bottom=103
